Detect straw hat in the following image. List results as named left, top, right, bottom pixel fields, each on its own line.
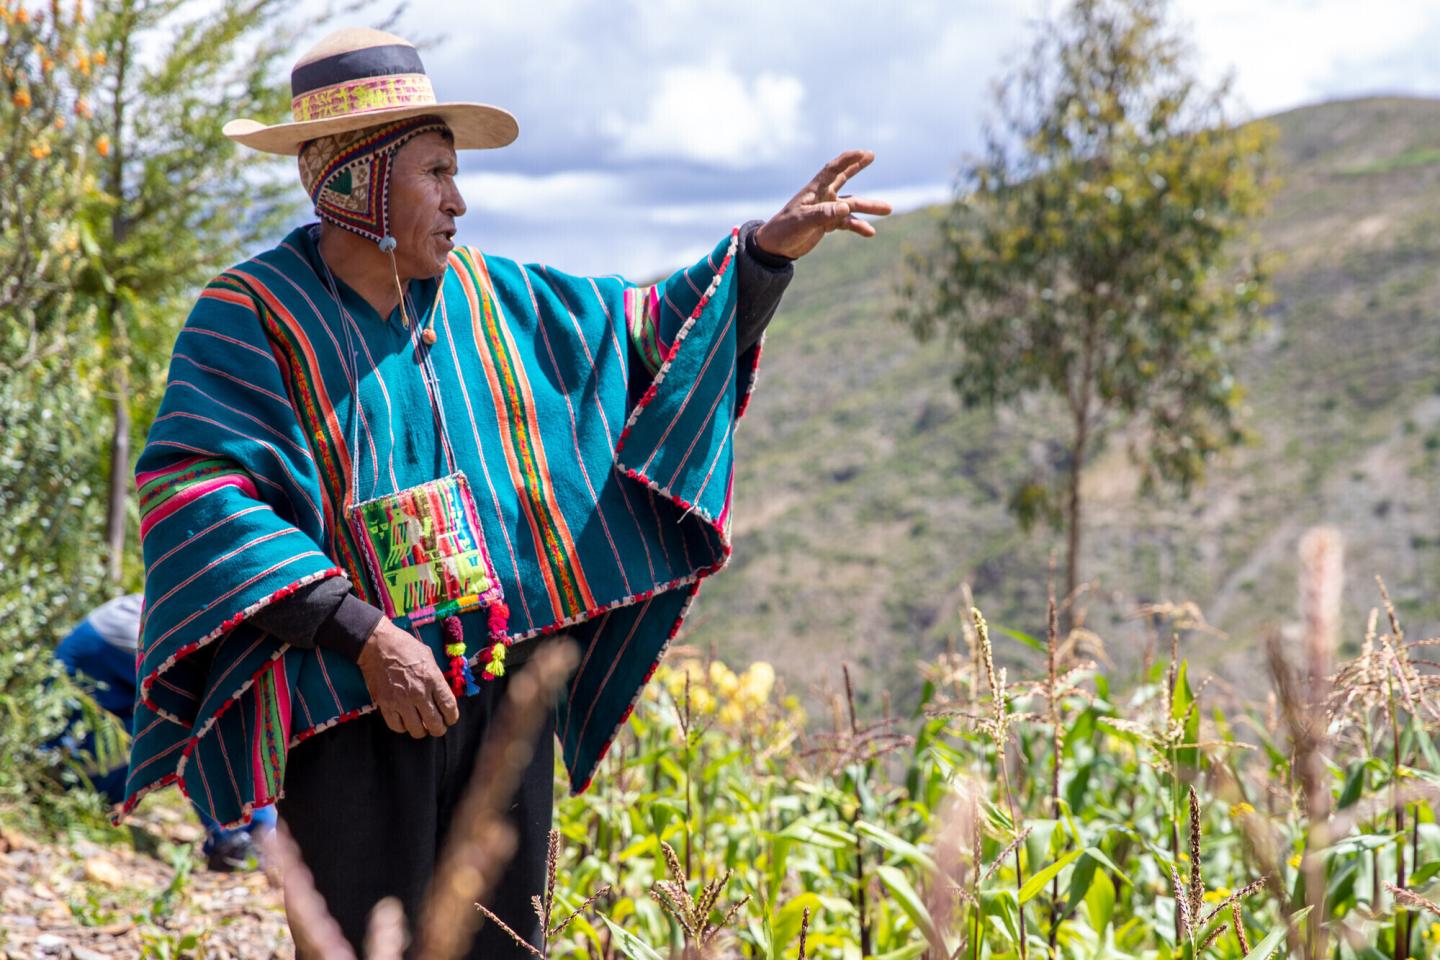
left=222, top=27, right=518, bottom=156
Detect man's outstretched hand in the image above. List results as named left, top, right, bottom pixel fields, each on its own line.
left=753, top=150, right=892, bottom=261
left=357, top=618, right=460, bottom=738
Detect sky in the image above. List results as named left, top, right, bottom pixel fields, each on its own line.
left=280, top=0, right=1440, bottom=277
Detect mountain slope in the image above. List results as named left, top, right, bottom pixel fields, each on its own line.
left=687, top=96, right=1440, bottom=707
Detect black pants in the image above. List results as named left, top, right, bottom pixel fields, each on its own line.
left=279, top=676, right=555, bottom=959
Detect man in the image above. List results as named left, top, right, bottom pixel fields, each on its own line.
left=121, top=26, right=888, bottom=956
left=54, top=594, right=275, bottom=871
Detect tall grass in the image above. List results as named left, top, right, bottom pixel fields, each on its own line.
left=546, top=526, right=1438, bottom=959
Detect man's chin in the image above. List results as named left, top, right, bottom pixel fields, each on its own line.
left=415, top=257, right=449, bottom=279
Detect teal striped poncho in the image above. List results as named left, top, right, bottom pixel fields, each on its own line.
left=123, top=224, right=757, bottom=827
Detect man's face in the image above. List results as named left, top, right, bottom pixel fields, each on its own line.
left=388, top=131, right=467, bottom=279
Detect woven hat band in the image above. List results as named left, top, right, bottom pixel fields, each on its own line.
left=290, top=42, right=425, bottom=96
left=291, top=74, right=436, bottom=122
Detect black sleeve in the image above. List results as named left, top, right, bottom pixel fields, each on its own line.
left=735, top=219, right=794, bottom=352
left=248, top=575, right=381, bottom=662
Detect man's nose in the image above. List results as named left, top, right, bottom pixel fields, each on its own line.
left=443, top=179, right=466, bottom=218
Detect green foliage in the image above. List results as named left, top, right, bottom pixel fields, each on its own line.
left=0, top=0, right=300, bottom=827
left=81, top=0, right=301, bottom=583
left=0, top=320, right=121, bottom=831
left=896, top=0, right=1272, bottom=596
left=0, top=0, right=100, bottom=364
left=548, top=609, right=1439, bottom=959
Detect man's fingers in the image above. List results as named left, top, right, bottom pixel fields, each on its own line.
left=400, top=705, right=426, bottom=739
left=841, top=195, right=893, bottom=217
left=434, top=682, right=460, bottom=726
left=817, top=200, right=852, bottom=223
left=817, top=149, right=872, bottom=182
left=379, top=706, right=406, bottom=735
left=417, top=698, right=447, bottom=737
left=816, top=150, right=874, bottom=195
left=842, top=217, right=878, bottom=238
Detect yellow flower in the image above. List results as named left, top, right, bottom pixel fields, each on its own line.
left=738, top=662, right=775, bottom=704
left=92, top=49, right=106, bottom=66
left=1287, top=853, right=1303, bottom=870
left=1230, top=802, right=1255, bottom=818
left=718, top=702, right=744, bottom=727
left=13, top=88, right=31, bottom=110
left=709, top=661, right=738, bottom=698
left=30, top=140, right=51, bottom=159
left=95, top=134, right=109, bottom=157
left=661, top=659, right=707, bottom=701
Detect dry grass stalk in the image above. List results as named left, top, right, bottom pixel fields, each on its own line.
left=1166, top=788, right=1265, bottom=955
left=1385, top=883, right=1440, bottom=917
left=1266, top=627, right=1329, bottom=960
left=971, top=606, right=1029, bottom=959
left=470, top=828, right=611, bottom=960
left=1230, top=903, right=1251, bottom=953
left=1187, top=786, right=1204, bottom=923
left=979, top=825, right=1034, bottom=886
left=1170, top=865, right=1192, bottom=943
left=363, top=898, right=407, bottom=960
left=1096, top=650, right=1231, bottom=776
left=962, top=582, right=979, bottom=714
left=796, top=906, right=811, bottom=960
left=471, top=905, right=544, bottom=960
left=650, top=840, right=749, bottom=957
left=927, top=788, right=979, bottom=935
left=416, top=639, right=581, bottom=960
left=1197, top=878, right=1268, bottom=928
left=1370, top=577, right=1435, bottom=960
left=1133, top=600, right=1227, bottom=641
left=1298, top=528, right=1343, bottom=698
left=1046, top=592, right=1062, bottom=816
left=1045, top=586, right=1064, bottom=951
left=799, top=665, right=912, bottom=771
left=1375, top=577, right=1424, bottom=719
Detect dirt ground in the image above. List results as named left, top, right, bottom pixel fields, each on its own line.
left=0, top=801, right=291, bottom=960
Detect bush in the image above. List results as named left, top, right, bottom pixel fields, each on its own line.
left=0, top=331, right=119, bottom=833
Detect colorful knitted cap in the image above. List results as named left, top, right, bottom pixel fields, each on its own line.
left=297, top=115, right=448, bottom=247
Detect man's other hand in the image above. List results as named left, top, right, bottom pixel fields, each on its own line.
left=357, top=618, right=460, bottom=738
left=753, top=150, right=893, bottom=261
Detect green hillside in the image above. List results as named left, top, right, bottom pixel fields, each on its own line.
left=689, top=96, right=1440, bottom=707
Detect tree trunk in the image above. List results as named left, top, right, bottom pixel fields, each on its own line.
left=1064, top=444, right=1082, bottom=613
left=1064, top=315, right=1098, bottom=623
left=103, top=19, right=131, bottom=585
left=1064, top=403, right=1089, bottom=621
left=105, top=359, right=130, bottom=583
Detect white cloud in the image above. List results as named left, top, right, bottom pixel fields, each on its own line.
left=1176, top=0, right=1440, bottom=116
left=455, top=170, right=627, bottom=219
left=878, top=181, right=954, bottom=212
left=605, top=59, right=808, bottom=168
left=282, top=0, right=1440, bottom=281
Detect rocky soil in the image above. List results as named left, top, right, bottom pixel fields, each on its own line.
left=0, top=804, right=290, bottom=960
